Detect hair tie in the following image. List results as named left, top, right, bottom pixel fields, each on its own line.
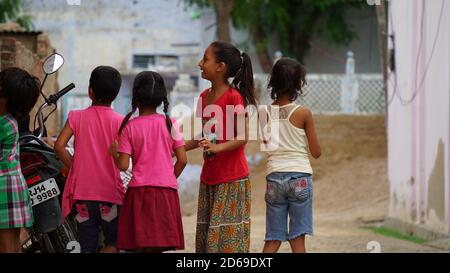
left=240, top=51, right=244, bottom=67
left=165, top=112, right=170, bottom=117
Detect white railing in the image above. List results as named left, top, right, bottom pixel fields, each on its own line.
left=64, top=50, right=386, bottom=119
left=256, top=73, right=385, bottom=114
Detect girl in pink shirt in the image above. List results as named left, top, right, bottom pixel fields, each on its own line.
left=110, top=71, right=187, bottom=253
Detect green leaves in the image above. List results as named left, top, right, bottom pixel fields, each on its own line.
left=183, top=0, right=367, bottom=64
left=232, top=0, right=366, bottom=61
left=0, top=0, right=33, bottom=30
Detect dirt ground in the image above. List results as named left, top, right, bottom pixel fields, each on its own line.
left=177, top=115, right=444, bottom=253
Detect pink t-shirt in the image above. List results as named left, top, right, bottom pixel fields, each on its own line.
left=118, top=114, right=185, bottom=189
left=62, top=106, right=125, bottom=220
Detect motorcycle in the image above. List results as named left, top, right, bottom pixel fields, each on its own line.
left=19, top=53, right=78, bottom=253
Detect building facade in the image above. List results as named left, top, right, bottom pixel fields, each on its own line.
left=387, top=0, right=450, bottom=237
left=24, top=0, right=381, bottom=118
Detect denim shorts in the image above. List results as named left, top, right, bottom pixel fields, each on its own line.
left=265, top=172, right=313, bottom=241
left=73, top=200, right=120, bottom=253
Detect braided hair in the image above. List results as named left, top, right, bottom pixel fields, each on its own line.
left=162, top=96, right=173, bottom=134
left=119, top=71, right=172, bottom=134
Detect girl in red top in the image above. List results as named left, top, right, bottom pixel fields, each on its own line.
left=186, top=41, right=257, bottom=253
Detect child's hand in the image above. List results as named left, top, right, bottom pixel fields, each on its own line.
left=199, top=139, right=221, bottom=155
left=198, top=138, right=209, bottom=149
left=109, top=141, right=119, bottom=158
left=43, top=137, right=56, bottom=147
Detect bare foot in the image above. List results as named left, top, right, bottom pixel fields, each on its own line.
left=101, top=245, right=118, bottom=253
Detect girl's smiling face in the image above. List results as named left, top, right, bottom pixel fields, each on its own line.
left=198, top=46, right=225, bottom=81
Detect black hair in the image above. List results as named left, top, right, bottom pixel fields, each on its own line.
left=0, top=67, right=40, bottom=121
left=89, top=66, right=122, bottom=104
left=268, top=57, right=307, bottom=101
left=119, top=71, right=172, bottom=134
left=210, top=41, right=256, bottom=106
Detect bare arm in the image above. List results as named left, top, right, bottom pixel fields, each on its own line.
left=303, top=108, right=321, bottom=159
left=184, top=140, right=200, bottom=152
left=54, top=121, right=74, bottom=169
left=109, top=141, right=130, bottom=171
left=181, top=115, right=202, bottom=152
left=209, top=139, right=247, bottom=153
left=173, top=146, right=187, bottom=178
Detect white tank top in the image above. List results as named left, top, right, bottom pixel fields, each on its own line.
left=264, top=103, right=313, bottom=175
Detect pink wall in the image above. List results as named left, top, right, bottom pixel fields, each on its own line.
left=388, top=0, right=450, bottom=233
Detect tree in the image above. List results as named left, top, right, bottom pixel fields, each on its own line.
left=0, top=0, right=33, bottom=30
left=375, top=2, right=388, bottom=115
left=184, top=0, right=233, bottom=42
left=233, top=0, right=367, bottom=72
left=185, top=0, right=366, bottom=72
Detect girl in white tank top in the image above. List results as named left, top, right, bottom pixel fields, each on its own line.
left=262, top=58, right=321, bottom=254
left=265, top=103, right=313, bottom=175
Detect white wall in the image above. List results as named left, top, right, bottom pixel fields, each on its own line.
left=388, top=0, right=450, bottom=233
left=24, top=0, right=261, bottom=115
left=24, top=0, right=204, bottom=114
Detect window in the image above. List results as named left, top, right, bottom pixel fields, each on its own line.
left=133, top=55, right=155, bottom=69
left=132, top=54, right=179, bottom=72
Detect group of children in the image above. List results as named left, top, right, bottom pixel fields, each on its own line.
left=0, top=41, right=321, bottom=253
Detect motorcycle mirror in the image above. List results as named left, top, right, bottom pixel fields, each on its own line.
left=43, top=53, right=64, bottom=75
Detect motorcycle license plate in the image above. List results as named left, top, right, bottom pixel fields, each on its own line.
left=29, top=178, right=60, bottom=207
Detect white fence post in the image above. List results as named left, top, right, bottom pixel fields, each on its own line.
left=341, top=51, right=360, bottom=114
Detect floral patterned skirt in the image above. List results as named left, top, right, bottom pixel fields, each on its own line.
left=195, top=178, right=251, bottom=253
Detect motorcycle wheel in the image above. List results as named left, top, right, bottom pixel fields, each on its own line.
left=39, top=233, right=55, bottom=253
left=47, top=219, right=78, bottom=253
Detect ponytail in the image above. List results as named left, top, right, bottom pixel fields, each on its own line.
left=232, top=52, right=256, bottom=106
left=163, top=96, right=173, bottom=134
left=210, top=42, right=257, bottom=107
